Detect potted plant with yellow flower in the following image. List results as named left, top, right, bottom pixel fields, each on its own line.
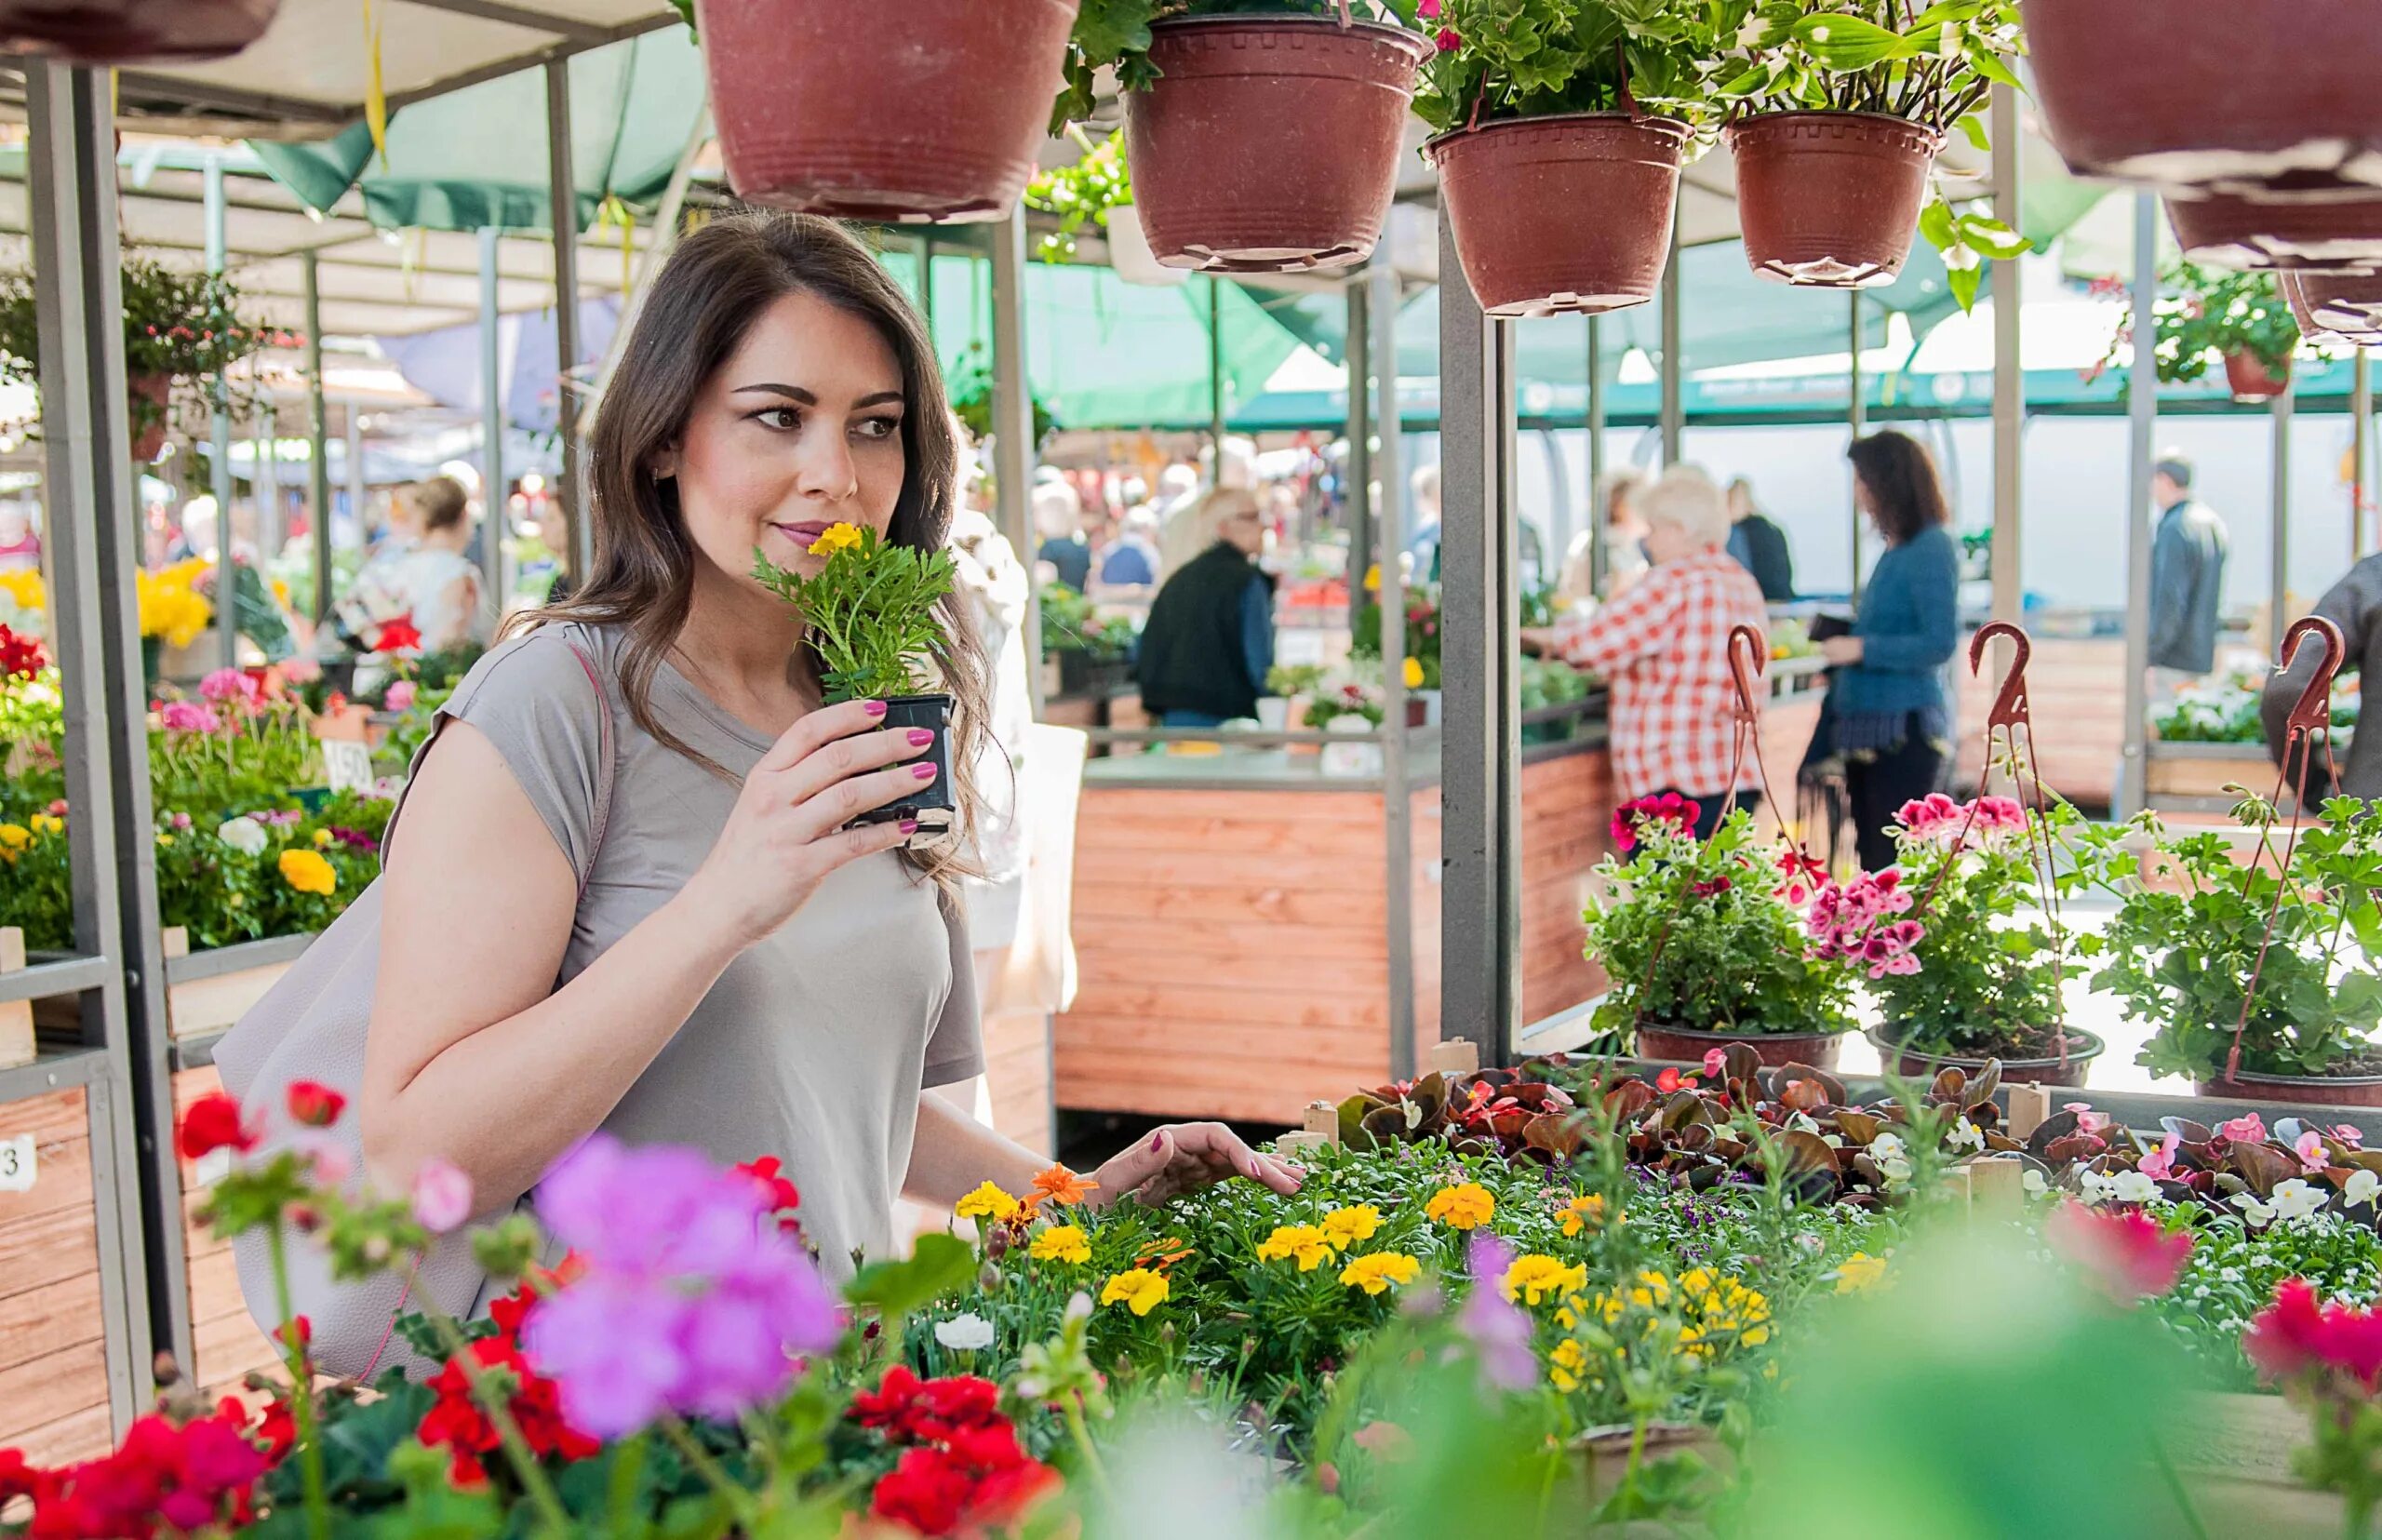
left=756, top=522, right=961, bottom=848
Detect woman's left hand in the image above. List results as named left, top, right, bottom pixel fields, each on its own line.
left=1819, top=636, right=1865, bottom=665
left=1089, top=1122, right=1304, bottom=1210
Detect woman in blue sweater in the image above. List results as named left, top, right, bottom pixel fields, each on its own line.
left=1811, top=431, right=1961, bottom=872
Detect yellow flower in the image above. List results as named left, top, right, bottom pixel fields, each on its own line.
left=1558, top=1194, right=1612, bottom=1238
left=1029, top=1225, right=1091, bottom=1265
left=1673, top=1268, right=1771, bottom=1355
left=312, top=827, right=333, bottom=848
left=1338, top=1252, right=1420, bottom=1296
left=1362, top=563, right=1381, bottom=593
left=277, top=849, right=337, bottom=896
left=28, top=814, right=60, bottom=837
left=0, top=823, right=31, bottom=850
left=1425, top=1182, right=1494, bottom=1230
left=1101, top=1267, right=1170, bottom=1316
left=1834, top=1252, right=1888, bottom=1294
left=134, top=562, right=213, bottom=648
left=954, top=1181, right=1021, bottom=1223
left=1502, top=1253, right=1589, bottom=1307
left=807, top=521, right=864, bottom=556
left=1547, top=1337, right=1588, bottom=1393
left=155, top=833, right=174, bottom=847
left=1321, top=1205, right=1384, bottom=1248
left=1255, top=1223, right=1336, bottom=1272
left=0, top=569, right=44, bottom=612
left=1402, top=655, right=1425, bottom=690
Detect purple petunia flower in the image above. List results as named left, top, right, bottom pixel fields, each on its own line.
left=1454, top=1231, right=1537, bottom=1392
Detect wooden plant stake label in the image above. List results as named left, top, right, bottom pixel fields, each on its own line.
left=1427, top=1039, right=1479, bottom=1077
left=2004, top=1083, right=2051, bottom=1144
left=1304, top=1100, right=1341, bottom=1146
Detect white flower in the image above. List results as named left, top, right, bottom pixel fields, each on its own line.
left=2346, top=1170, right=2380, bottom=1211
left=2219, top=1266, right=2242, bottom=1282
left=2271, top=1179, right=2330, bottom=1223
left=1946, top=1119, right=1985, bottom=1154
left=216, top=815, right=267, bottom=855
left=2108, top=1171, right=2160, bottom=1205
left=1869, top=1132, right=1907, bottom=1162
left=2079, top=1170, right=2116, bottom=1206
left=2232, top=1191, right=2278, bottom=1228
left=934, top=1312, right=995, bottom=1352
left=2021, top=1169, right=2050, bottom=1196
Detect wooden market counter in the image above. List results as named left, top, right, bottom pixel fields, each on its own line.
left=1055, top=684, right=1826, bottom=1127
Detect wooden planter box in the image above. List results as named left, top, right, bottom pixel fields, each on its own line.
left=0, top=1088, right=115, bottom=1466
left=2147, top=740, right=2278, bottom=803
left=2169, top=1390, right=2347, bottom=1536
left=0, top=930, right=33, bottom=1073
left=162, top=929, right=305, bottom=1042
left=171, top=1066, right=281, bottom=1409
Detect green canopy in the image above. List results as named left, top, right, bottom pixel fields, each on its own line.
left=248, top=29, right=706, bottom=235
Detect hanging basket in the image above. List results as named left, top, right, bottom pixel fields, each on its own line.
left=2024, top=0, right=2382, bottom=198
left=1426, top=114, right=1688, bottom=317
left=1633, top=1021, right=1846, bottom=1072
left=2166, top=190, right=2382, bottom=272
left=692, top=0, right=1080, bottom=222
left=1124, top=17, right=1425, bottom=274
left=1726, top=112, right=1942, bottom=288
left=0, top=0, right=275, bottom=62
left=2197, top=1065, right=2382, bottom=1108
left=1865, top=1025, right=2106, bottom=1089
left=2223, top=350, right=2294, bottom=402
left=2285, top=271, right=2382, bottom=345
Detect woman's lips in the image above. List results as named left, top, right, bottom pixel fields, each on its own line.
left=774, top=519, right=832, bottom=544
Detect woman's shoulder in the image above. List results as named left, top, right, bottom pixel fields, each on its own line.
left=447, top=621, right=624, bottom=720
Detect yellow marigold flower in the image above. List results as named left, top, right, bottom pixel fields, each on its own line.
left=1255, top=1223, right=1336, bottom=1272
left=1029, top=1225, right=1091, bottom=1265
left=1558, top=1194, right=1612, bottom=1238
left=1673, top=1268, right=1772, bottom=1355
left=31, top=814, right=61, bottom=837
left=1503, top=1253, right=1589, bottom=1307
left=1101, top=1267, right=1170, bottom=1316
left=808, top=521, right=864, bottom=557
left=278, top=849, right=337, bottom=896
left=0, top=824, right=30, bottom=852
left=1338, top=1251, right=1420, bottom=1296
left=0, top=569, right=44, bottom=611
left=1402, top=655, right=1425, bottom=690
left=1321, top=1204, right=1384, bottom=1248
left=1363, top=563, right=1381, bottom=593
left=954, top=1181, right=1021, bottom=1223
left=1425, top=1182, right=1494, bottom=1230
left=1834, top=1252, right=1888, bottom=1294
left=1548, top=1337, right=1588, bottom=1392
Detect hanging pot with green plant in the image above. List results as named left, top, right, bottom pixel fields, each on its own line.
left=0, top=0, right=275, bottom=62
left=1060, top=2, right=1426, bottom=274
left=2097, top=261, right=2301, bottom=404
left=1702, top=0, right=2028, bottom=300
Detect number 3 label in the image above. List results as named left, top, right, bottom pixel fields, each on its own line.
left=0, top=1134, right=34, bottom=1193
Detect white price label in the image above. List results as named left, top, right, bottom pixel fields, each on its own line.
left=0, top=1134, right=34, bottom=1193
left=195, top=1147, right=234, bottom=1188
left=321, top=740, right=375, bottom=794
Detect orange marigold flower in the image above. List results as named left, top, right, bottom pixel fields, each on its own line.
left=1031, top=1164, right=1098, bottom=1208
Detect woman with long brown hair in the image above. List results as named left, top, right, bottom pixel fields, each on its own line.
left=356, top=213, right=1297, bottom=1274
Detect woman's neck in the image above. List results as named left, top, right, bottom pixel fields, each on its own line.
left=673, top=562, right=816, bottom=720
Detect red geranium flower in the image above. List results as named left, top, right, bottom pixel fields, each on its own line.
left=1610, top=792, right=1702, bottom=853
left=418, top=1331, right=597, bottom=1486
left=371, top=618, right=422, bottom=653
left=0, top=624, right=46, bottom=681
left=2043, top=1201, right=2193, bottom=1304
left=285, top=1080, right=344, bottom=1129
left=178, top=1092, right=258, bottom=1160
left=734, top=1155, right=803, bottom=1235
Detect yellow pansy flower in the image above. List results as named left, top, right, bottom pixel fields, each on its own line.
left=1029, top=1224, right=1091, bottom=1265
left=1402, top=655, right=1425, bottom=690
left=1254, top=1223, right=1336, bottom=1272
left=278, top=849, right=337, bottom=896
left=0, top=824, right=30, bottom=851
left=955, top=1181, right=1021, bottom=1223
left=1338, top=1252, right=1420, bottom=1296
left=1425, top=1182, right=1494, bottom=1230
left=1558, top=1194, right=1611, bottom=1238
left=808, top=521, right=864, bottom=557
left=1834, top=1252, right=1888, bottom=1294
left=1101, top=1267, right=1170, bottom=1316
left=1548, top=1337, right=1588, bottom=1392
left=1502, top=1254, right=1589, bottom=1307
left=1321, top=1205, right=1384, bottom=1248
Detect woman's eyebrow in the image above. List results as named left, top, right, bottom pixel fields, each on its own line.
left=729, top=384, right=905, bottom=409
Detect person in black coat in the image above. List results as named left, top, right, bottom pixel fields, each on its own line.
left=1725, top=477, right=1796, bottom=602
left=1135, top=488, right=1274, bottom=728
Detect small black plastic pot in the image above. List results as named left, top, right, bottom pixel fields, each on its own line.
left=860, top=693, right=956, bottom=849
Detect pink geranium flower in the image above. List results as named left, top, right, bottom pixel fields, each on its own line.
left=2045, top=1201, right=2194, bottom=1304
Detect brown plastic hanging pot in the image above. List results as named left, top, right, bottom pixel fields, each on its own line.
left=127, top=371, right=170, bottom=462
left=1633, top=1021, right=1846, bottom=1073
left=692, top=0, right=1080, bottom=222
left=2024, top=0, right=2382, bottom=198
left=2286, top=272, right=2382, bottom=345
left=1727, top=112, right=1943, bottom=288
left=1427, top=114, right=1689, bottom=317
left=2167, top=191, right=2382, bottom=272
left=1124, top=17, right=1425, bottom=273
left=0, top=0, right=275, bottom=61
left=2197, top=1066, right=2382, bottom=1108
left=2223, top=351, right=2293, bottom=401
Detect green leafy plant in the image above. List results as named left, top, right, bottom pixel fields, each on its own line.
left=947, top=346, right=1057, bottom=447
left=1055, top=1, right=1419, bottom=131
left=1040, top=582, right=1136, bottom=663
left=2097, top=261, right=2302, bottom=388
left=1024, top=129, right=1133, bottom=262
left=754, top=521, right=957, bottom=703
left=1412, top=0, right=1721, bottom=139
left=1350, top=582, right=1440, bottom=688
left=2155, top=668, right=2358, bottom=743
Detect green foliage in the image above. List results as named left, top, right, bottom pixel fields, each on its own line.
left=1412, top=0, right=1720, bottom=139
left=947, top=348, right=1057, bottom=446
left=1349, top=583, right=1439, bottom=688
left=1024, top=130, right=1133, bottom=263
left=1055, top=1, right=1418, bottom=131
left=2155, top=667, right=2355, bottom=744
left=1040, top=583, right=1137, bottom=663
left=2144, top=1202, right=2382, bottom=1389
left=1585, top=808, right=1855, bottom=1038
left=2102, top=261, right=2303, bottom=387
left=753, top=524, right=957, bottom=703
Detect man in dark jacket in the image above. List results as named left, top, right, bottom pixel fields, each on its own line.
left=2263, top=553, right=2382, bottom=802
left=2149, top=452, right=2229, bottom=683
left=1724, top=477, right=1796, bottom=602
left=1135, top=488, right=1275, bottom=728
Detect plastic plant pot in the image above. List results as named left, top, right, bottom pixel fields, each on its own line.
left=1727, top=112, right=1943, bottom=288
left=858, top=693, right=956, bottom=850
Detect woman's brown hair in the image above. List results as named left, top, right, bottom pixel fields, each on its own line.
left=1847, top=429, right=1951, bottom=547
left=526, top=210, right=988, bottom=882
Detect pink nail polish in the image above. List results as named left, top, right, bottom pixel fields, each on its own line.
left=912, top=763, right=937, bottom=781
left=899, top=818, right=919, bottom=835
left=863, top=700, right=888, bottom=717
left=1149, top=1132, right=1165, bottom=1152
left=906, top=728, right=935, bottom=747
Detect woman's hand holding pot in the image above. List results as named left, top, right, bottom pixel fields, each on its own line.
left=685, top=698, right=935, bottom=947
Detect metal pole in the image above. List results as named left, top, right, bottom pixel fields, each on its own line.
left=1438, top=213, right=1519, bottom=1066
left=2119, top=191, right=2159, bottom=816
left=991, top=213, right=1043, bottom=716
left=1990, top=83, right=2025, bottom=632
left=27, top=59, right=167, bottom=1418
left=1659, top=225, right=1683, bottom=467
left=1370, top=256, right=1414, bottom=1081
left=1850, top=290, right=1866, bottom=596
left=303, top=252, right=332, bottom=624
left=345, top=409, right=366, bottom=554
left=2272, top=373, right=2295, bottom=643
left=917, top=234, right=936, bottom=335
left=1208, top=275, right=1227, bottom=476
left=257, top=405, right=278, bottom=572
left=1344, top=273, right=1372, bottom=597
left=479, top=224, right=506, bottom=612
left=2355, top=349, right=2371, bottom=561
left=204, top=153, right=236, bottom=672
left=545, top=58, right=588, bottom=580
left=1587, top=315, right=1607, bottom=594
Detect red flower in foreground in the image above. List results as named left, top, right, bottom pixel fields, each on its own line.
left=2245, top=1278, right=2382, bottom=1391
left=285, top=1079, right=344, bottom=1129
left=177, top=1092, right=258, bottom=1161
left=857, top=1366, right=1058, bottom=1537
left=2043, top=1201, right=2193, bottom=1304
left=734, top=1155, right=803, bottom=1235
left=417, top=1328, right=597, bottom=1486
left=1610, top=792, right=1702, bottom=853
left=0, top=624, right=46, bottom=681
left=0, top=1406, right=270, bottom=1537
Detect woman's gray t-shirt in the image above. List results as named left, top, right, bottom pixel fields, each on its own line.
left=413, top=622, right=984, bottom=1274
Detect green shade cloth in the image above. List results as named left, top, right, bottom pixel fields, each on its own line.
left=248, top=30, right=707, bottom=235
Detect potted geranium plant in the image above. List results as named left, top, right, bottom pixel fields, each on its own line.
left=2100, top=262, right=2302, bottom=402
left=1859, top=793, right=2096, bottom=1086
left=686, top=0, right=1080, bottom=221
left=2079, top=797, right=2382, bottom=1106
left=1057, top=1, right=1427, bottom=274
left=1703, top=0, right=2029, bottom=300
left=1416, top=0, right=1720, bottom=316
left=756, top=522, right=960, bottom=848
left=1585, top=800, right=1856, bottom=1068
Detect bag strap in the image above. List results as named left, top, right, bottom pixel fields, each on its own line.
left=355, top=634, right=619, bottom=1379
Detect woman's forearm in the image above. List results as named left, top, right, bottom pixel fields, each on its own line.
left=363, top=888, right=745, bottom=1208
left=904, top=1090, right=1046, bottom=1209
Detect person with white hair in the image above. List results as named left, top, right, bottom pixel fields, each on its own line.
left=1521, top=465, right=1767, bottom=837
left=1093, top=503, right=1161, bottom=590
left=1033, top=478, right=1091, bottom=591
left=1135, top=486, right=1274, bottom=727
